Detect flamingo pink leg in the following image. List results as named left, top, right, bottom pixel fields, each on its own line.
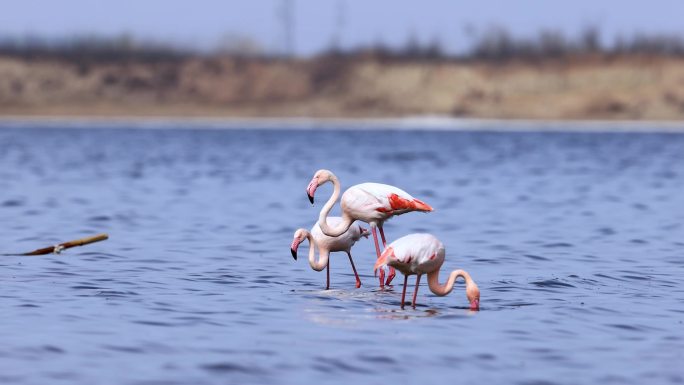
left=379, top=226, right=387, bottom=247
left=412, top=274, right=422, bottom=309
left=379, top=226, right=397, bottom=286
left=325, top=261, right=330, bottom=290
left=371, top=226, right=385, bottom=288
left=400, top=275, right=408, bottom=309
left=346, top=251, right=362, bottom=288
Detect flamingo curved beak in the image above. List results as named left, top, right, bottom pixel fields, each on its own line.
left=306, top=177, right=318, bottom=204
left=290, top=239, right=301, bottom=260
left=470, top=299, right=480, bottom=311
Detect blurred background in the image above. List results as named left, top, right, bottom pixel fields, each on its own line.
left=2, top=0, right=684, bottom=120
left=2, top=3, right=684, bottom=384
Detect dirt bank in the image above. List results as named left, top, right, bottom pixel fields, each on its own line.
left=2, top=55, right=684, bottom=120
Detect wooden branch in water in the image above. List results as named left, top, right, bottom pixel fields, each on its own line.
left=3, top=233, right=109, bottom=256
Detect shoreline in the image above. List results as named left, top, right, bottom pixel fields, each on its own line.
left=1, top=115, right=684, bottom=133
left=4, top=55, right=684, bottom=125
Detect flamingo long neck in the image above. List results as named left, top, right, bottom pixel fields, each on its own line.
left=305, top=232, right=329, bottom=272
left=427, top=269, right=473, bottom=296
left=317, top=175, right=353, bottom=237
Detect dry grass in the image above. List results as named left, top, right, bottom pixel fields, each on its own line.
left=2, top=55, right=684, bottom=120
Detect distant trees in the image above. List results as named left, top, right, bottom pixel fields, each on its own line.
left=0, top=34, right=187, bottom=62
left=613, top=33, right=684, bottom=56
left=2, top=26, right=684, bottom=63
left=466, top=26, right=684, bottom=61
left=315, top=26, right=684, bottom=63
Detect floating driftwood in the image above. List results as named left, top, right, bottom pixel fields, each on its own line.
left=2, top=233, right=109, bottom=256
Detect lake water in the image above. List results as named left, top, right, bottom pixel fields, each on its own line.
left=1, top=122, right=683, bottom=385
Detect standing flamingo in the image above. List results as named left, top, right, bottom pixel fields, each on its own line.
left=306, top=169, right=433, bottom=288
left=374, top=233, right=480, bottom=310
left=290, top=217, right=369, bottom=290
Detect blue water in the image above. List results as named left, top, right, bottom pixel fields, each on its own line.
left=1, top=123, right=683, bottom=384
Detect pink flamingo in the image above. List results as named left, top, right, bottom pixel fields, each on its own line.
left=290, top=217, right=369, bottom=290
left=374, top=233, right=480, bottom=310
left=306, top=169, right=433, bottom=288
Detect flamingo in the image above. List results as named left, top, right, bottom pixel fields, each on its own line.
left=374, top=233, right=480, bottom=310
left=306, top=169, right=433, bottom=288
left=290, top=217, right=370, bottom=290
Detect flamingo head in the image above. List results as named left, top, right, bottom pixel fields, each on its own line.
left=358, top=225, right=370, bottom=239
left=306, top=169, right=334, bottom=204
left=290, top=229, right=308, bottom=260
left=466, top=281, right=480, bottom=311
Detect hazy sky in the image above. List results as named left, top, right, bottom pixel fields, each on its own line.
left=1, top=0, right=683, bottom=55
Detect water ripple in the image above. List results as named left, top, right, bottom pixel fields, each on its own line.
left=530, top=279, right=576, bottom=288
left=1, top=126, right=683, bottom=385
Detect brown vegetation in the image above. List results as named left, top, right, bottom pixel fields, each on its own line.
left=2, top=54, right=684, bottom=120
left=2, top=30, right=684, bottom=120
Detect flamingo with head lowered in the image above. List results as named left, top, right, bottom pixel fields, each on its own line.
left=374, top=233, right=480, bottom=310
left=291, top=217, right=369, bottom=290
left=306, top=169, right=433, bottom=288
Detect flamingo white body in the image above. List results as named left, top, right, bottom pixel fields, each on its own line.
left=291, top=217, right=369, bottom=289
left=374, top=233, right=480, bottom=310
left=306, top=169, right=433, bottom=288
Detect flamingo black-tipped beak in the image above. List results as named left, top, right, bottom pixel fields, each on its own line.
left=470, top=300, right=480, bottom=311
left=306, top=177, right=318, bottom=205
left=290, top=238, right=301, bottom=260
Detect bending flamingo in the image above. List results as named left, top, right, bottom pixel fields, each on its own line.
left=374, top=233, right=480, bottom=310
left=290, top=217, right=369, bottom=290
left=306, top=169, right=433, bottom=288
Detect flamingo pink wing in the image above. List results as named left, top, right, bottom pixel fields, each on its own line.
left=355, top=183, right=433, bottom=214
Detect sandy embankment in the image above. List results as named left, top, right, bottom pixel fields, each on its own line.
left=1, top=55, right=684, bottom=122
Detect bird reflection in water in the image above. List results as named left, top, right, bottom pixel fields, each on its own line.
left=373, top=306, right=440, bottom=320
left=374, top=305, right=479, bottom=320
